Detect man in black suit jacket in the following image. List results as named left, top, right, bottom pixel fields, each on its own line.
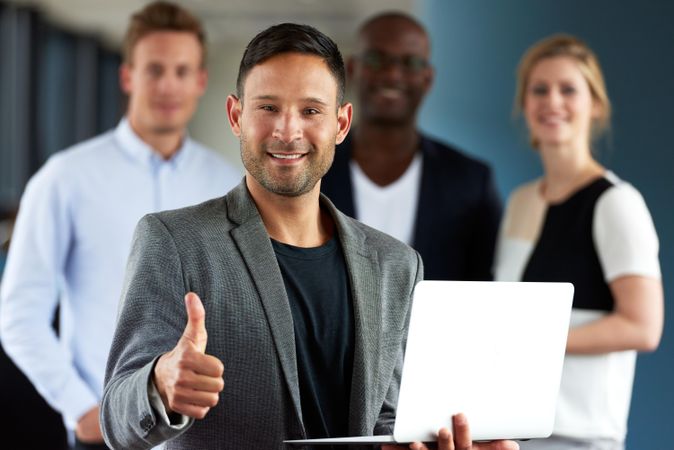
left=321, top=12, right=501, bottom=281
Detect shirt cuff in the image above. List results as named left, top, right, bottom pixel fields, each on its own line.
left=147, top=378, right=189, bottom=429
left=54, top=373, right=99, bottom=430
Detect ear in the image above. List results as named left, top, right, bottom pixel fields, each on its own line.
left=227, top=94, right=242, bottom=137
left=335, top=102, right=353, bottom=145
left=119, top=64, right=132, bottom=95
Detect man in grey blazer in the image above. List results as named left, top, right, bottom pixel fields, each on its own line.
left=101, top=22, right=518, bottom=450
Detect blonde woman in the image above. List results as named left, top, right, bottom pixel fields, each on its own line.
left=495, top=34, right=664, bottom=449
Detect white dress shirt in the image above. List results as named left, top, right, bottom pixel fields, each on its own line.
left=0, top=118, right=241, bottom=430
left=350, top=153, right=422, bottom=245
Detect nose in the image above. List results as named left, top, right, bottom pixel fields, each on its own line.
left=272, top=112, right=302, bottom=144
left=379, top=60, right=405, bottom=83
left=156, top=72, right=179, bottom=94
left=547, top=88, right=564, bottom=108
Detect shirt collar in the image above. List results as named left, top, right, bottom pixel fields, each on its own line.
left=113, top=117, right=192, bottom=169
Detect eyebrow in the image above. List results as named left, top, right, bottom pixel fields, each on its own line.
left=251, top=95, right=330, bottom=106
left=530, top=78, right=578, bottom=84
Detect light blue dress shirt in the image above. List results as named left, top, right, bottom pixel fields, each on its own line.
left=0, top=118, right=241, bottom=430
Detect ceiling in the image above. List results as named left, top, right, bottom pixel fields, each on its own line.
left=7, top=0, right=418, bottom=50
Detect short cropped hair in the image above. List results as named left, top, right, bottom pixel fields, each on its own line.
left=358, top=11, right=428, bottom=40
left=236, top=23, right=345, bottom=104
left=123, top=1, right=207, bottom=67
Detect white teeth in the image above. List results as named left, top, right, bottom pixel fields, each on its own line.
left=540, top=116, right=566, bottom=125
left=271, top=153, right=303, bottom=160
left=379, top=88, right=402, bottom=98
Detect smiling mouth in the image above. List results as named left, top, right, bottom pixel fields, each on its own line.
left=270, top=153, right=305, bottom=160
left=154, top=105, right=181, bottom=113
left=539, top=115, right=567, bottom=126
left=375, top=87, right=405, bottom=99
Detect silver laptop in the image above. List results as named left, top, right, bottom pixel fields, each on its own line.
left=285, top=280, right=574, bottom=446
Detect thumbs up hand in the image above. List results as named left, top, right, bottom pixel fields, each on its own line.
left=153, top=293, right=224, bottom=419
left=181, top=292, right=208, bottom=353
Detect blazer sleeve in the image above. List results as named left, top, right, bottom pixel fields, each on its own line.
left=101, top=214, right=195, bottom=449
left=374, top=251, right=424, bottom=435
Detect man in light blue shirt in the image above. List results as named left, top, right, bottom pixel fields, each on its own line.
left=0, top=2, right=240, bottom=449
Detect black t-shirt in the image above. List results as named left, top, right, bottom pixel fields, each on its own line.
left=272, top=236, right=355, bottom=439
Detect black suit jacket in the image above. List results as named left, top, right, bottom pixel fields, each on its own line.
left=322, top=133, right=502, bottom=281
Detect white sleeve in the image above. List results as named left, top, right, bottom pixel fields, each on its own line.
left=593, top=183, right=661, bottom=282
left=147, top=378, right=190, bottom=429
left=0, top=157, right=98, bottom=427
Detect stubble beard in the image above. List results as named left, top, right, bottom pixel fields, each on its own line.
left=240, top=134, right=335, bottom=198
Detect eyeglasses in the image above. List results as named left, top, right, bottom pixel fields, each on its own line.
left=358, top=50, right=429, bottom=73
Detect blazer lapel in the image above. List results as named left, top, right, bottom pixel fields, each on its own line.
left=226, top=182, right=304, bottom=430
left=324, top=196, right=383, bottom=435
left=412, top=137, right=435, bottom=254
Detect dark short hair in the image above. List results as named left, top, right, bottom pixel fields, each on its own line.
left=123, top=1, right=206, bottom=67
left=236, top=23, right=345, bottom=104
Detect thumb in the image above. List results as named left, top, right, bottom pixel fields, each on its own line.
left=182, top=292, right=207, bottom=353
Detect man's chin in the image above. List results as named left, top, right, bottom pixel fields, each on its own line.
left=361, top=100, right=415, bottom=126
left=256, top=177, right=319, bottom=198
left=271, top=190, right=306, bottom=198
left=267, top=183, right=316, bottom=198
left=150, top=123, right=184, bottom=135
left=367, top=115, right=413, bottom=127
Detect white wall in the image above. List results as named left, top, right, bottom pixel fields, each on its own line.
left=189, top=40, right=248, bottom=172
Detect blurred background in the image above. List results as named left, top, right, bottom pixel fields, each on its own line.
left=1, top=0, right=672, bottom=448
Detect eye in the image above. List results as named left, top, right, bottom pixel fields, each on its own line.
left=561, top=85, right=577, bottom=95
left=147, top=64, right=163, bottom=78
left=176, top=66, right=191, bottom=78
left=402, top=55, right=429, bottom=72
left=531, top=85, right=548, bottom=96
left=303, top=108, right=320, bottom=115
left=360, top=51, right=385, bottom=71
left=259, top=105, right=277, bottom=112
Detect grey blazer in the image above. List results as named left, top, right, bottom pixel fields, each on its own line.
left=101, top=180, right=423, bottom=450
